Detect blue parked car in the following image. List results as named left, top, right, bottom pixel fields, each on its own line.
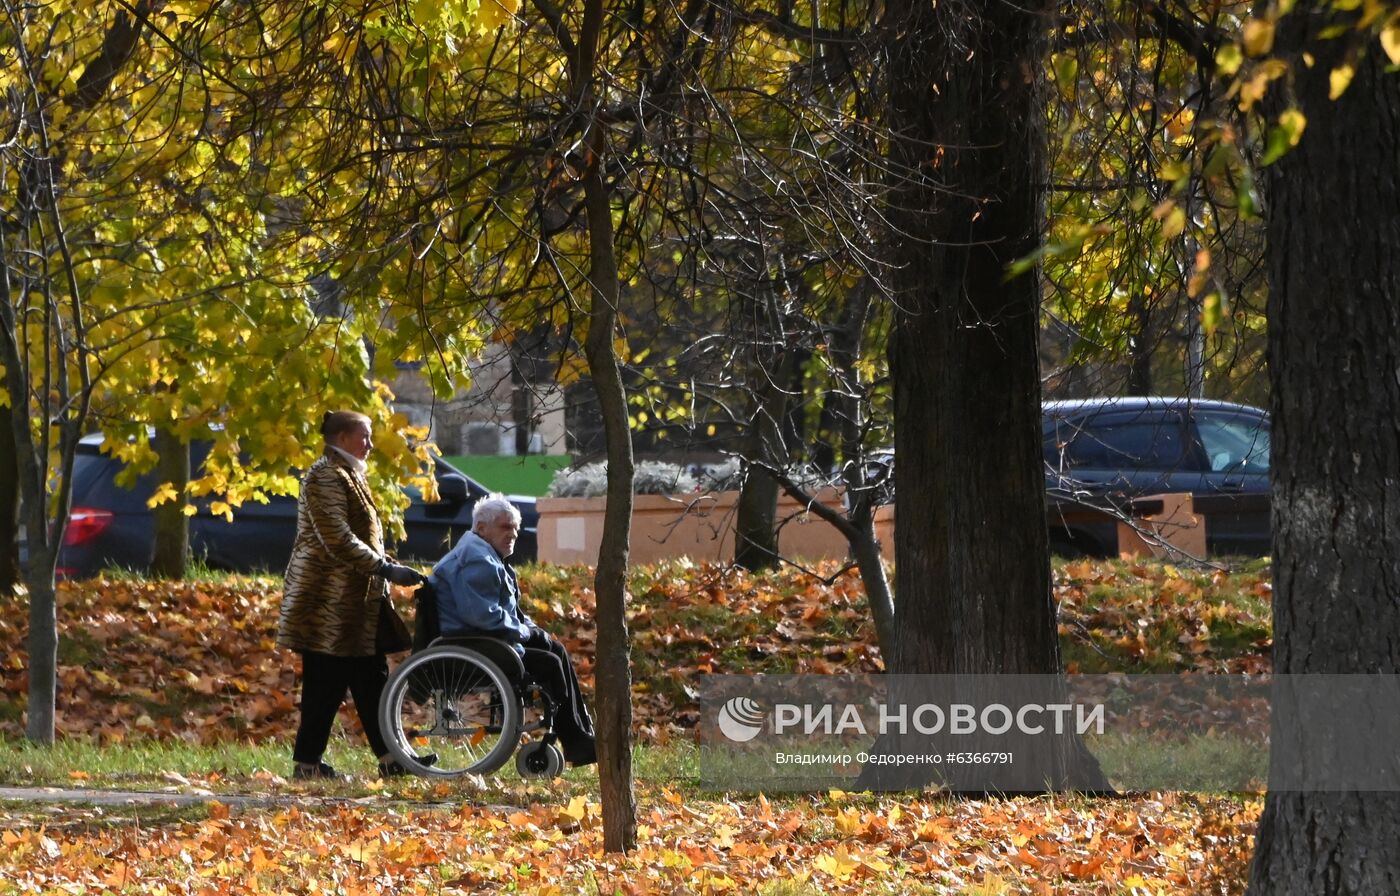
left=57, top=435, right=538, bottom=579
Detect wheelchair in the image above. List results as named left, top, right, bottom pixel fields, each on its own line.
left=376, top=582, right=567, bottom=780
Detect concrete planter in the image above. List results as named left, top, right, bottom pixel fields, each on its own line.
left=1114, top=492, right=1207, bottom=559
left=537, top=489, right=894, bottom=566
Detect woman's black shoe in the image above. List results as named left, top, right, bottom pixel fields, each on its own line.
left=293, top=761, right=349, bottom=782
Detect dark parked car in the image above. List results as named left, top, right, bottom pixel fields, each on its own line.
left=57, top=435, right=538, bottom=579
left=856, top=396, right=1270, bottom=557
left=1044, top=397, right=1270, bottom=556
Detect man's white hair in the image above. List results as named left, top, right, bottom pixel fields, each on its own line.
left=472, top=493, right=521, bottom=529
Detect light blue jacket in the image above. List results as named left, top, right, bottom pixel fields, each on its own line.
left=429, top=531, right=533, bottom=646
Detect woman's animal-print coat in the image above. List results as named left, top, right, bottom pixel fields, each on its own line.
left=277, top=451, right=389, bottom=657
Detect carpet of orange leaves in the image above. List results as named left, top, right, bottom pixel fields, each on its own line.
left=0, top=561, right=1270, bottom=893
left=0, top=559, right=1272, bottom=744
left=0, top=788, right=1259, bottom=895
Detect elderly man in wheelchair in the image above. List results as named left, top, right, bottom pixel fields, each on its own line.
left=377, top=494, right=597, bottom=779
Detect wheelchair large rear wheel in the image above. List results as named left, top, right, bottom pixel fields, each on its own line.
left=379, top=646, right=522, bottom=777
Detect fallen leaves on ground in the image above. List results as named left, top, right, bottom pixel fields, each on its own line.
left=0, top=560, right=1271, bottom=893
left=0, top=790, right=1260, bottom=895
left=0, top=559, right=1272, bottom=744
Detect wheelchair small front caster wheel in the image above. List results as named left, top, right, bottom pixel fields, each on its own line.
left=516, top=741, right=565, bottom=780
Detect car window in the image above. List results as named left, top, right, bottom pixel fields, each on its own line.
left=1061, top=414, right=1188, bottom=470
left=1196, top=414, right=1271, bottom=472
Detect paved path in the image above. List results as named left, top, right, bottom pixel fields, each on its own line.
left=0, top=786, right=383, bottom=809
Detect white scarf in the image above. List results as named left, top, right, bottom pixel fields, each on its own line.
left=329, top=445, right=368, bottom=476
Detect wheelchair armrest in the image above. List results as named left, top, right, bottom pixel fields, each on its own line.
left=430, top=635, right=528, bottom=681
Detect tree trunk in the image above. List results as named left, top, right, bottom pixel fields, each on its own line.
left=734, top=369, right=791, bottom=571
left=23, top=543, right=58, bottom=743
left=867, top=0, right=1108, bottom=791
left=573, top=0, right=638, bottom=854
left=733, top=464, right=781, bottom=571
left=1, top=0, right=144, bottom=744
left=812, top=278, right=874, bottom=473
left=1245, top=15, right=1400, bottom=894
left=849, top=502, right=897, bottom=660
left=582, top=165, right=638, bottom=853
left=818, top=279, right=897, bottom=659
left=149, top=428, right=190, bottom=579
left=734, top=284, right=799, bottom=572
left=0, top=403, right=19, bottom=595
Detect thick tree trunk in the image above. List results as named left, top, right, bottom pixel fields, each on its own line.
left=733, top=465, right=781, bottom=571
left=867, top=0, right=1108, bottom=791
left=1245, top=15, right=1400, bottom=894
left=149, top=429, right=190, bottom=579
left=734, top=371, right=791, bottom=571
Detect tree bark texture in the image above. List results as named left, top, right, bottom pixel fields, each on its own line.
left=734, top=465, right=782, bottom=571
left=871, top=0, right=1108, bottom=791
left=734, top=359, right=794, bottom=571
left=1246, top=14, right=1400, bottom=894
left=1126, top=297, right=1155, bottom=396
left=849, top=507, right=897, bottom=659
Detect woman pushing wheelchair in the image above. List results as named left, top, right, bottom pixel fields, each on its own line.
left=276, top=410, right=425, bottom=782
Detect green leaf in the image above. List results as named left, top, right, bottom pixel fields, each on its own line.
left=1261, top=126, right=1291, bottom=165
left=1261, top=110, right=1306, bottom=166
left=1237, top=167, right=1259, bottom=220
left=1216, top=43, right=1244, bottom=76
left=1052, top=52, right=1079, bottom=93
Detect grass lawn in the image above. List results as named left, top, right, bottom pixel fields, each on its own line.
left=442, top=454, right=574, bottom=496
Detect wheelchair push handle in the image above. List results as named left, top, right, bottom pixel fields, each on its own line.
left=379, top=559, right=428, bottom=587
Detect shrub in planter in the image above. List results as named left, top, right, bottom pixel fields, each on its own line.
left=546, top=462, right=608, bottom=498
left=547, top=460, right=697, bottom=497
left=695, top=458, right=742, bottom=492
left=696, top=459, right=832, bottom=495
